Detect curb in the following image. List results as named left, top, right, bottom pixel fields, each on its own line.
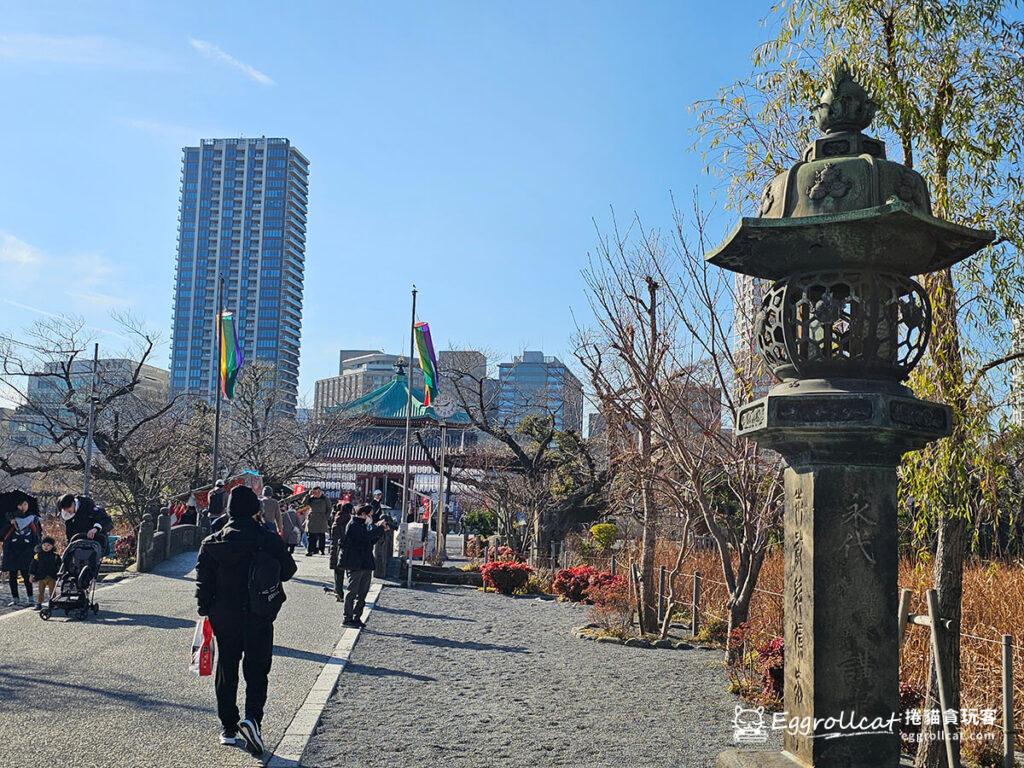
left=266, top=581, right=384, bottom=767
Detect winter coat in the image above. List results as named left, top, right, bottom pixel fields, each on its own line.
left=260, top=497, right=282, bottom=534
left=329, top=508, right=351, bottom=570
left=63, top=497, right=113, bottom=546
left=207, top=488, right=226, bottom=519
left=195, top=516, right=297, bottom=619
left=29, top=547, right=60, bottom=581
left=303, top=496, right=331, bottom=534
left=1, top=515, right=41, bottom=572
left=281, top=509, right=301, bottom=546
left=338, top=517, right=386, bottom=571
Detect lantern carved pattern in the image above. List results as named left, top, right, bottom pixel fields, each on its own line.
left=755, top=271, right=930, bottom=381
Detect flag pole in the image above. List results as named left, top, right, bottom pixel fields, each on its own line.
left=212, top=277, right=225, bottom=485
left=401, top=285, right=417, bottom=588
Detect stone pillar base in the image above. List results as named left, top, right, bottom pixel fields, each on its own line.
left=715, top=749, right=803, bottom=767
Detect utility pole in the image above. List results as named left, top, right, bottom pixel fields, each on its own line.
left=211, top=277, right=225, bottom=485
left=82, top=342, right=99, bottom=496
left=435, top=419, right=447, bottom=560
left=400, top=286, right=417, bottom=588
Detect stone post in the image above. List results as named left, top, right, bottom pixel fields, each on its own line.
left=136, top=514, right=155, bottom=573
left=156, top=510, right=172, bottom=562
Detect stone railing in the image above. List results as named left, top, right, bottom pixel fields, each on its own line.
left=135, top=509, right=211, bottom=573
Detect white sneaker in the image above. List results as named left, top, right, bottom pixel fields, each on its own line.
left=219, top=729, right=237, bottom=746
left=237, top=719, right=263, bottom=757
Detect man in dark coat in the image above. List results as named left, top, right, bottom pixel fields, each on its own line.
left=195, top=486, right=297, bottom=757
left=329, top=502, right=352, bottom=602
left=207, top=480, right=227, bottom=526
left=57, top=494, right=113, bottom=550
left=339, top=503, right=386, bottom=627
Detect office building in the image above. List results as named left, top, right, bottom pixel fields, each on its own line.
left=169, top=137, right=309, bottom=413
left=496, top=351, right=583, bottom=433
left=314, top=351, right=424, bottom=417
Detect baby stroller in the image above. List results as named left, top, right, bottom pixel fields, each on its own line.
left=40, top=535, right=104, bottom=621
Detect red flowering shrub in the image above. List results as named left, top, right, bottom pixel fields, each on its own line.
left=481, top=561, right=533, bottom=595
left=113, top=532, right=137, bottom=563
left=552, top=566, right=623, bottom=603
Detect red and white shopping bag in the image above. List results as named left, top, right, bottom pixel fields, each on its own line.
left=190, top=617, right=216, bottom=677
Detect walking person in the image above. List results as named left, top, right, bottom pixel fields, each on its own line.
left=196, top=486, right=297, bottom=756
left=301, top=487, right=330, bottom=557
left=339, top=504, right=387, bottom=627
left=329, top=502, right=353, bottom=603
left=280, top=505, right=301, bottom=555
left=1, top=494, right=41, bottom=607
left=260, top=487, right=282, bottom=536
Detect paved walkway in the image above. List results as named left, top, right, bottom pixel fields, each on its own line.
left=0, top=550, right=349, bottom=768
left=302, top=584, right=770, bottom=768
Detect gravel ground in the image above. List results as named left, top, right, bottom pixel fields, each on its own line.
left=303, top=584, right=781, bottom=768
left=0, top=550, right=350, bottom=768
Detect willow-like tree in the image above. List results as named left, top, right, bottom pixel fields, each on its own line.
left=694, top=2, right=1024, bottom=764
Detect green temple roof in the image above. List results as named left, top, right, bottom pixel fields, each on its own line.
left=328, top=376, right=472, bottom=424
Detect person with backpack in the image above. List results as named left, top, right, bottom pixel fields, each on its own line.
left=1, top=494, right=41, bottom=606
left=195, top=486, right=297, bottom=757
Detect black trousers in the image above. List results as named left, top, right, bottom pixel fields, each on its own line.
left=307, top=532, right=326, bottom=554
left=8, top=570, right=31, bottom=600
left=344, top=569, right=373, bottom=619
left=334, top=567, right=345, bottom=598
left=210, top=612, right=274, bottom=730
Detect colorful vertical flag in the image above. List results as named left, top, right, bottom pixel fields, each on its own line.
left=219, top=311, right=244, bottom=399
left=413, top=321, right=439, bottom=406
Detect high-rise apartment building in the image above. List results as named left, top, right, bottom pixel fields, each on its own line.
left=169, top=137, right=309, bottom=412
left=496, top=351, right=583, bottom=433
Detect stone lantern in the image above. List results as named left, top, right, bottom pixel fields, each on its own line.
left=711, top=63, right=994, bottom=768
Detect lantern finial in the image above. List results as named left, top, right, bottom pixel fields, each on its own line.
left=813, top=60, right=877, bottom=135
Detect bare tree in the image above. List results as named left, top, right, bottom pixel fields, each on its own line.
left=577, top=203, right=783, bottom=648
left=0, top=314, right=190, bottom=526
left=418, top=353, right=608, bottom=563
left=221, top=361, right=363, bottom=487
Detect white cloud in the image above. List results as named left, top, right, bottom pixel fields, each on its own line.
left=0, top=232, right=42, bottom=266
left=0, top=34, right=166, bottom=68
left=189, top=37, right=274, bottom=85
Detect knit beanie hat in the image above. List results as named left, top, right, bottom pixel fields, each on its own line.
left=227, top=486, right=260, bottom=518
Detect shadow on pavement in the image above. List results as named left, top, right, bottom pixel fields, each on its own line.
left=0, top=666, right=211, bottom=713
left=274, top=645, right=334, bottom=664
left=291, top=577, right=332, bottom=589
left=369, top=631, right=528, bottom=655
left=92, top=611, right=195, bottom=630
left=374, top=605, right=476, bottom=623
left=346, top=663, right=437, bottom=682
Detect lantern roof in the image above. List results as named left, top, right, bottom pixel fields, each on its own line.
left=706, top=62, right=995, bottom=279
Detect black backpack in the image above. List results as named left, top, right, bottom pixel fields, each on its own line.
left=247, top=531, right=285, bottom=619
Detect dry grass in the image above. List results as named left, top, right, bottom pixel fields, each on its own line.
left=569, top=539, right=1022, bottom=752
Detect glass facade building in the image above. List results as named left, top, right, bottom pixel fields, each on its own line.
left=496, top=351, right=583, bottom=433
left=169, top=137, right=309, bottom=412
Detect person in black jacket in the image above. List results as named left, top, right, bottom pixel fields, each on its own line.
left=56, top=494, right=113, bottom=551
left=195, top=486, right=297, bottom=757
left=339, top=503, right=386, bottom=627
left=328, top=502, right=352, bottom=602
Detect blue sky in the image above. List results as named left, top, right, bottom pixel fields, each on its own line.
left=0, top=1, right=772, bottom=404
